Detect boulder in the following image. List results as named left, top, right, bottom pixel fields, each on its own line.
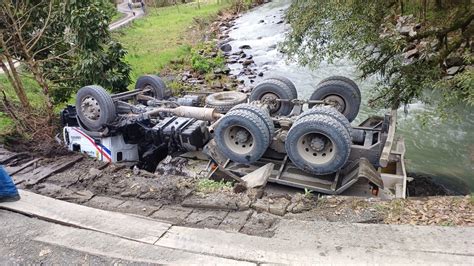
left=220, top=43, right=232, bottom=52
left=239, top=44, right=251, bottom=49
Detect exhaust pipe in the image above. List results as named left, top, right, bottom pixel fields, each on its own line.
left=143, top=106, right=223, bottom=121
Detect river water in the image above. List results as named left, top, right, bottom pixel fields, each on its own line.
left=225, top=0, right=474, bottom=193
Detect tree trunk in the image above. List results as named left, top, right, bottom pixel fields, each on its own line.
left=0, top=53, right=31, bottom=110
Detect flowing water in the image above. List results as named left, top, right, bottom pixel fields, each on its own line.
left=225, top=0, right=474, bottom=193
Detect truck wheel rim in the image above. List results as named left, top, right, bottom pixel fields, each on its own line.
left=324, top=95, right=346, bottom=113
left=224, top=125, right=255, bottom=155
left=297, top=133, right=336, bottom=164
left=261, top=92, right=280, bottom=113
left=81, top=96, right=101, bottom=121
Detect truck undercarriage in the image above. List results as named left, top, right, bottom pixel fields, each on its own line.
left=61, top=75, right=407, bottom=198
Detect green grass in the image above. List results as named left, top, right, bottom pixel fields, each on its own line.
left=115, top=1, right=230, bottom=84
left=196, top=178, right=232, bottom=193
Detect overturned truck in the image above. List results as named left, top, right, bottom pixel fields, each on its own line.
left=61, top=75, right=407, bottom=198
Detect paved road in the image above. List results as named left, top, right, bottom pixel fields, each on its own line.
left=1, top=190, right=473, bottom=264
left=109, top=0, right=144, bottom=31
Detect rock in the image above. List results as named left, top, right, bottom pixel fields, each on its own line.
left=247, top=55, right=253, bottom=60
left=258, top=72, right=264, bottom=77
left=259, top=19, right=264, bottom=23
left=211, top=81, right=223, bottom=89
left=232, top=50, right=244, bottom=55
left=132, top=165, right=140, bottom=175
left=240, top=53, right=247, bottom=58
left=220, top=43, right=232, bottom=52
left=268, top=198, right=290, bottom=216
left=446, top=66, right=461, bottom=75
left=39, top=248, right=52, bottom=257
left=268, top=44, right=277, bottom=49
left=445, top=56, right=464, bottom=67
left=88, top=168, right=102, bottom=178
left=276, top=20, right=284, bottom=24
left=242, top=59, right=254, bottom=66
left=404, top=48, right=418, bottom=59
left=239, top=44, right=251, bottom=49
left=251, top=199, right=269, bottom=213
left=222, top=66, right=231, bottom=74
left=398, top=25, right=412, bottom=36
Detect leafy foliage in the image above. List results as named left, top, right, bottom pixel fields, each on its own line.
left=191, top=42, right=225, bottom=74
left=0, top=0, right=131, bottom=105
left=282, top=0, right=473, bottom=113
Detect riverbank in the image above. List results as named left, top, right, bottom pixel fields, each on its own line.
left=114, top=1, right=232, bottom=84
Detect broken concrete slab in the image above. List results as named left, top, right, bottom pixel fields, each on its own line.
left=84, top=196, right=125, bottom=211
left=184, top=209, right=228, bottom=229
left=117, top=200, right=162, bottom=217
left=182, top=193, right=242, bottom=211
left=56, top=190, right=95, bottom=203
left=242, top=163, right=273, bottom=188
left=218, top=210, right=253, bottom=232
left=0, top=190, right=171, bottom=244
left=239, top=212, right=279, bottom=237
left=268, top=198, right=290, bottom=216
left=150, top=205, right=193, bottom=224
left=251, top=199, right=269, bottom=213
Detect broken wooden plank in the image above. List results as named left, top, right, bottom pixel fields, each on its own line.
left=22, top=155, right=84, bottom=186
left=6, top=158, right=41, bottom=176
left=0, top=190, right=171, bottom=244
left=0, top=152, right=30, bottom=165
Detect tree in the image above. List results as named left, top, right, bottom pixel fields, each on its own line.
left=0, top=0, right=131, bottom=139
left=282, top=0, right=473, bottom=115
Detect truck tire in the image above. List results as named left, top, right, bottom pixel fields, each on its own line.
left=320, top=76, right=360, bottom=98
left=285, top=114, right=351, bottom=175
left=76, top=85, right=116, bottom=131
left=250, top=79, right=295, bottom=116
left=308, top=80, right=361, bottom=122
left=135, top=75, right=172, bottom=100
left=214, top=109, right=270, bottom=164
left=230, top=103, right=275, bottom=139
left=297, top=106, right=352, bottom=136
left=205, top=91, right=248, bottom=113
left=265, top=75, right=298, bottom=99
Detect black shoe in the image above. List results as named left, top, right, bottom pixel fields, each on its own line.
left=0, top=194, right=20, bottom=203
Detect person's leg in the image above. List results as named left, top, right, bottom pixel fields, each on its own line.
left=128, top=3, right=135, bottom=16
left=0, top=165, right=20, bottom=202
